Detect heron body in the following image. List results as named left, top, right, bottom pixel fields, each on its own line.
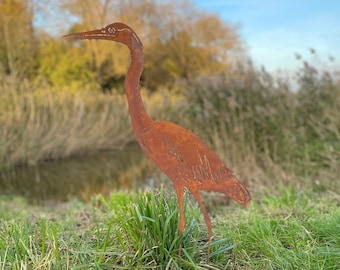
left=65, top=22, right=251, bottom=260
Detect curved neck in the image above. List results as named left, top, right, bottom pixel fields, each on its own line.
left=125, top=45, right=153, bottom=133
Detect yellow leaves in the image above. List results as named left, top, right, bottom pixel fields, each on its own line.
left=38, top=37, right=98, bottom=91
left=0, top=0, right=37, bottom=78
left=0, top=0, right=244, bottom=92
left=61, top=0, right=244, bottom=91
left=162, top=58, right=180, bottom=79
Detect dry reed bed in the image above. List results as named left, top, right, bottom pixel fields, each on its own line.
left=175, top=65, right=340, bottom=192
left=0, top=58, right=339, bottom=193
left=0, top=87, right=134, bottom=169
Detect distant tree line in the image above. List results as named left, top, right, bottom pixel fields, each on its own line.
left=0, top=0, right=244, bottom=92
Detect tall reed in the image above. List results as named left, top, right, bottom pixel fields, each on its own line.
left=173, top=59, right=340, bottom=191
left=0, top=82, right=134, bottom=170
left=1, top=54, right=338, bottom=193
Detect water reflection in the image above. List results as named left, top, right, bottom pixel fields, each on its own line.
left=0, top=142, right=163, bottom=204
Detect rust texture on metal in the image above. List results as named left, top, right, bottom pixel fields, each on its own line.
left=65, top=22, right=251, bottom=260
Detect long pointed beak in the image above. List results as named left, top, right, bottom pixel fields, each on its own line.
left=63, top=28, right=109, bottom=40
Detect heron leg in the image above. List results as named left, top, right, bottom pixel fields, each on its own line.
left=190, top=190, right=212, bottom=263
left=174, top=184, right=185, bottom=256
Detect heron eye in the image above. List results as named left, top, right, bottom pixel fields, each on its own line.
left=108, top=27, right=116, bottom=34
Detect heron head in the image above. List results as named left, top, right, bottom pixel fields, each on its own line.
left=64, top=22, right=143, bottom=49
left=222, top=177, right=251, bottom=206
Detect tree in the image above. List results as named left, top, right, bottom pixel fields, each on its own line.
left=61, top=0, right=244, bottom=91
left=38, top=34, right=98, bottom=90
left=0, top=0, right=38, bottom=80
left=144, top=11, right=243, bottom=89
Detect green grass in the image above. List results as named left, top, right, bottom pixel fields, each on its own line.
left=224, top=186, right=340, bottom=269
left=0, top=186, right=339, bottom=269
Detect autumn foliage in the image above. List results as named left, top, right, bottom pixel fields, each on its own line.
left=0, top=0, right=243, bottom=91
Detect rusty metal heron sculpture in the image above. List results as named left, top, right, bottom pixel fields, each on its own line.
left=65, top=22, right=251, bottom=260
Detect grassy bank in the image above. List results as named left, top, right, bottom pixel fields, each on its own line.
left=0, top=187, right=339, bottom=269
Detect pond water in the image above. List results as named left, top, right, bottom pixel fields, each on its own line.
left=0, top=142, right=167, bottom=204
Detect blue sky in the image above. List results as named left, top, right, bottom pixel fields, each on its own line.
left=193, top=0, right=340, bottom=73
